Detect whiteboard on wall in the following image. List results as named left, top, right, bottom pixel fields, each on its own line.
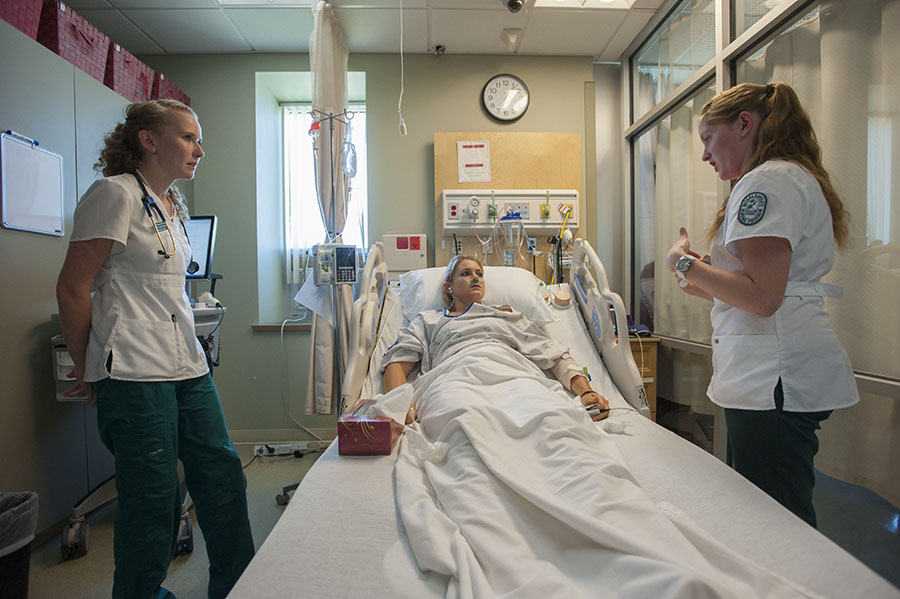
left=1, top=131, right=64, bottom=236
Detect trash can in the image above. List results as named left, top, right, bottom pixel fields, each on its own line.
left=0, top=492, right=39, bottom=599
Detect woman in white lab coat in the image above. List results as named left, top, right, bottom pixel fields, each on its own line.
left=56, top=100, right=253, bottom=599
left=665, top=82, right=858, bottom=527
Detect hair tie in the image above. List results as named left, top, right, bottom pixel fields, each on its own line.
left=765, top=83, right=775, bottom=98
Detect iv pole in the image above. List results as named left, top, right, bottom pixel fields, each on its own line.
left=311, top=107, right=352, bottom=417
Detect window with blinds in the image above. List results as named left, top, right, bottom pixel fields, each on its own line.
left=282, top=104, right=368, bottom=315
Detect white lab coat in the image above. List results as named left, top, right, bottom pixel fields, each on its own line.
left=707, top=160, right=859, bottom=412
left=70, top=174, right=208, bottom=382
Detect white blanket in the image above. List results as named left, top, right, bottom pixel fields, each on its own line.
left=378, top=343, right=824, bottom=599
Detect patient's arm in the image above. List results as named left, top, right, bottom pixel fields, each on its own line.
left=383, top=361, right=417, bottom=393
left=568, top=374, right=610, bottom=421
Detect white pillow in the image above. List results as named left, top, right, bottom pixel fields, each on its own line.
left=398, top=266, right=557, bottom=325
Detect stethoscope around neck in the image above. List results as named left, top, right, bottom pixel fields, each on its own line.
left=132, top=172, right=200, bottom=275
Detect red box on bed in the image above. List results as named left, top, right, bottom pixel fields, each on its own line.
left=338, top=401, right=404, bottom=456
left=37, top=1, right=109, bottom=84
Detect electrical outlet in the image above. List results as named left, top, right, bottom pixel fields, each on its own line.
left=526, top=237, right=537, bottom=254
left=455, top=239, right=463, bottom=254
left=558, top=203, right=573, bottom=217
left=254, top=441, right=328, bottom=456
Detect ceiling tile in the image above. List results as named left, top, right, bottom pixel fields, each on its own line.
left=331, top=0, right=428, bottom=7
left=225, top=8, right=314, bottom=52
left=430, top=8, right=528, bottom=55
left=122, top=8, right=253, bottom=53
left=45, top=0, right=666, bottom=57
left=64, top=0, right=115, bottom=9
left=76, top=9, right=164, bottom=54
left=594, top=8, right=654, bottom=61
left=631, top=0, right=666, bottom=9
left=519, top=9, right=628, bottom=56
left=107, top=0, right=220, bottom=7
left=334, top=7, right=429, bottom=53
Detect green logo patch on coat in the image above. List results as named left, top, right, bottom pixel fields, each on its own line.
left=738, top=192, right=767, bottom=226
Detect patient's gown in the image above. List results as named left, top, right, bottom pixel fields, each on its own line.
left=381, top=304, right=823, bottom=599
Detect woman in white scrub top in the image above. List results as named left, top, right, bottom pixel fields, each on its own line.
left=665, top=82, right=858, bottom=527
left=56, top=100, right=253, bottom=599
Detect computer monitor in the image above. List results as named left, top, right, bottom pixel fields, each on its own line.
left=184, top=215, right=217, bottom=279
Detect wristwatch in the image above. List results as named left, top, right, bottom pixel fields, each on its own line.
left=674, top=255, right=697, bottom=274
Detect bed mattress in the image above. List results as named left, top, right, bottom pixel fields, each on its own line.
left=228, top=287, right=898, bottom=598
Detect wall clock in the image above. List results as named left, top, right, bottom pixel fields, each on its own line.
left=482, top=73, right=530, bottom=122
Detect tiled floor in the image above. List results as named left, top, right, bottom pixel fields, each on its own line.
left=28, top=445, right=321, bottom=599
left=813, top=470, right=900, bottom=589
left=27, top=427, right=900, bottom=596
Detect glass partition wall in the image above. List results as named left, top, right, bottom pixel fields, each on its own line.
left=625, top=0, right=900, bottom=508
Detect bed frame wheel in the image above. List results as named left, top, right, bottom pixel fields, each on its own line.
left=174, top=514, right=194, bottom=555
left=61, top=519, right=89, bottom=560
left=275, top=481, right=299, bottom=505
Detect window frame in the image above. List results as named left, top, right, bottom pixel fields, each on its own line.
left=621, top=0, right=899, bottom=402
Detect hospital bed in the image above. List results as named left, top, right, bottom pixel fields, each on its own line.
left=229, top=240, right=898, bottom=599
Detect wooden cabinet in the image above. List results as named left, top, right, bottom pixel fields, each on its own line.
left=629, top=337, right=660, bottom=421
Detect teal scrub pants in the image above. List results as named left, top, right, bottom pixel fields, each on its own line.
left=724, top=379, right=831, bottom=528
left=95, top=373, right=255, bottom=599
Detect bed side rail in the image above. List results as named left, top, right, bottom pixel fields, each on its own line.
left=341, top=242, right=388, bottom=415
left=571, top=239, right=650, bottom=417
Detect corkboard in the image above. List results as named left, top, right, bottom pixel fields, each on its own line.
left=434, top=131, right=581, bottom=282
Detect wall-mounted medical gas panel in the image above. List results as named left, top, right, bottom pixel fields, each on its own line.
left=442, top=189, right=578, bottom=235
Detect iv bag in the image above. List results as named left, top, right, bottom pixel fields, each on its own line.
left=342, top=124, right=357, bottom=178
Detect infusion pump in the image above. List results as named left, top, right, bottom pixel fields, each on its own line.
left=313, top=243, right=358, bottom=286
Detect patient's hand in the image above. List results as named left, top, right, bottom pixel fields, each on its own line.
left=405, top=404, right=418, bottom=425
left=580, top=390, right=610, bottom=421
left=494, top=304, right=513, bottom=313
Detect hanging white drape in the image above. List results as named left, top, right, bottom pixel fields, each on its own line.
left=305, top=1, right=352, bottom=415
left=310, top=0, right=349, bottom=238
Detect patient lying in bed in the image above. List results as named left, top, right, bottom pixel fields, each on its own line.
left=374, top=257, right=819, bottom=599
left=383, top=255, right=610, bottom=423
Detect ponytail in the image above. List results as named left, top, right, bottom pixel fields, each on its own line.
left=702, top=82, right=850, bottom=249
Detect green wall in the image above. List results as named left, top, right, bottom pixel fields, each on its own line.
left=140, top=52, right=599, bottom=440
left=0, top=20, right=128, bottom=533
left=0, top=16, right=618, bottom=535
